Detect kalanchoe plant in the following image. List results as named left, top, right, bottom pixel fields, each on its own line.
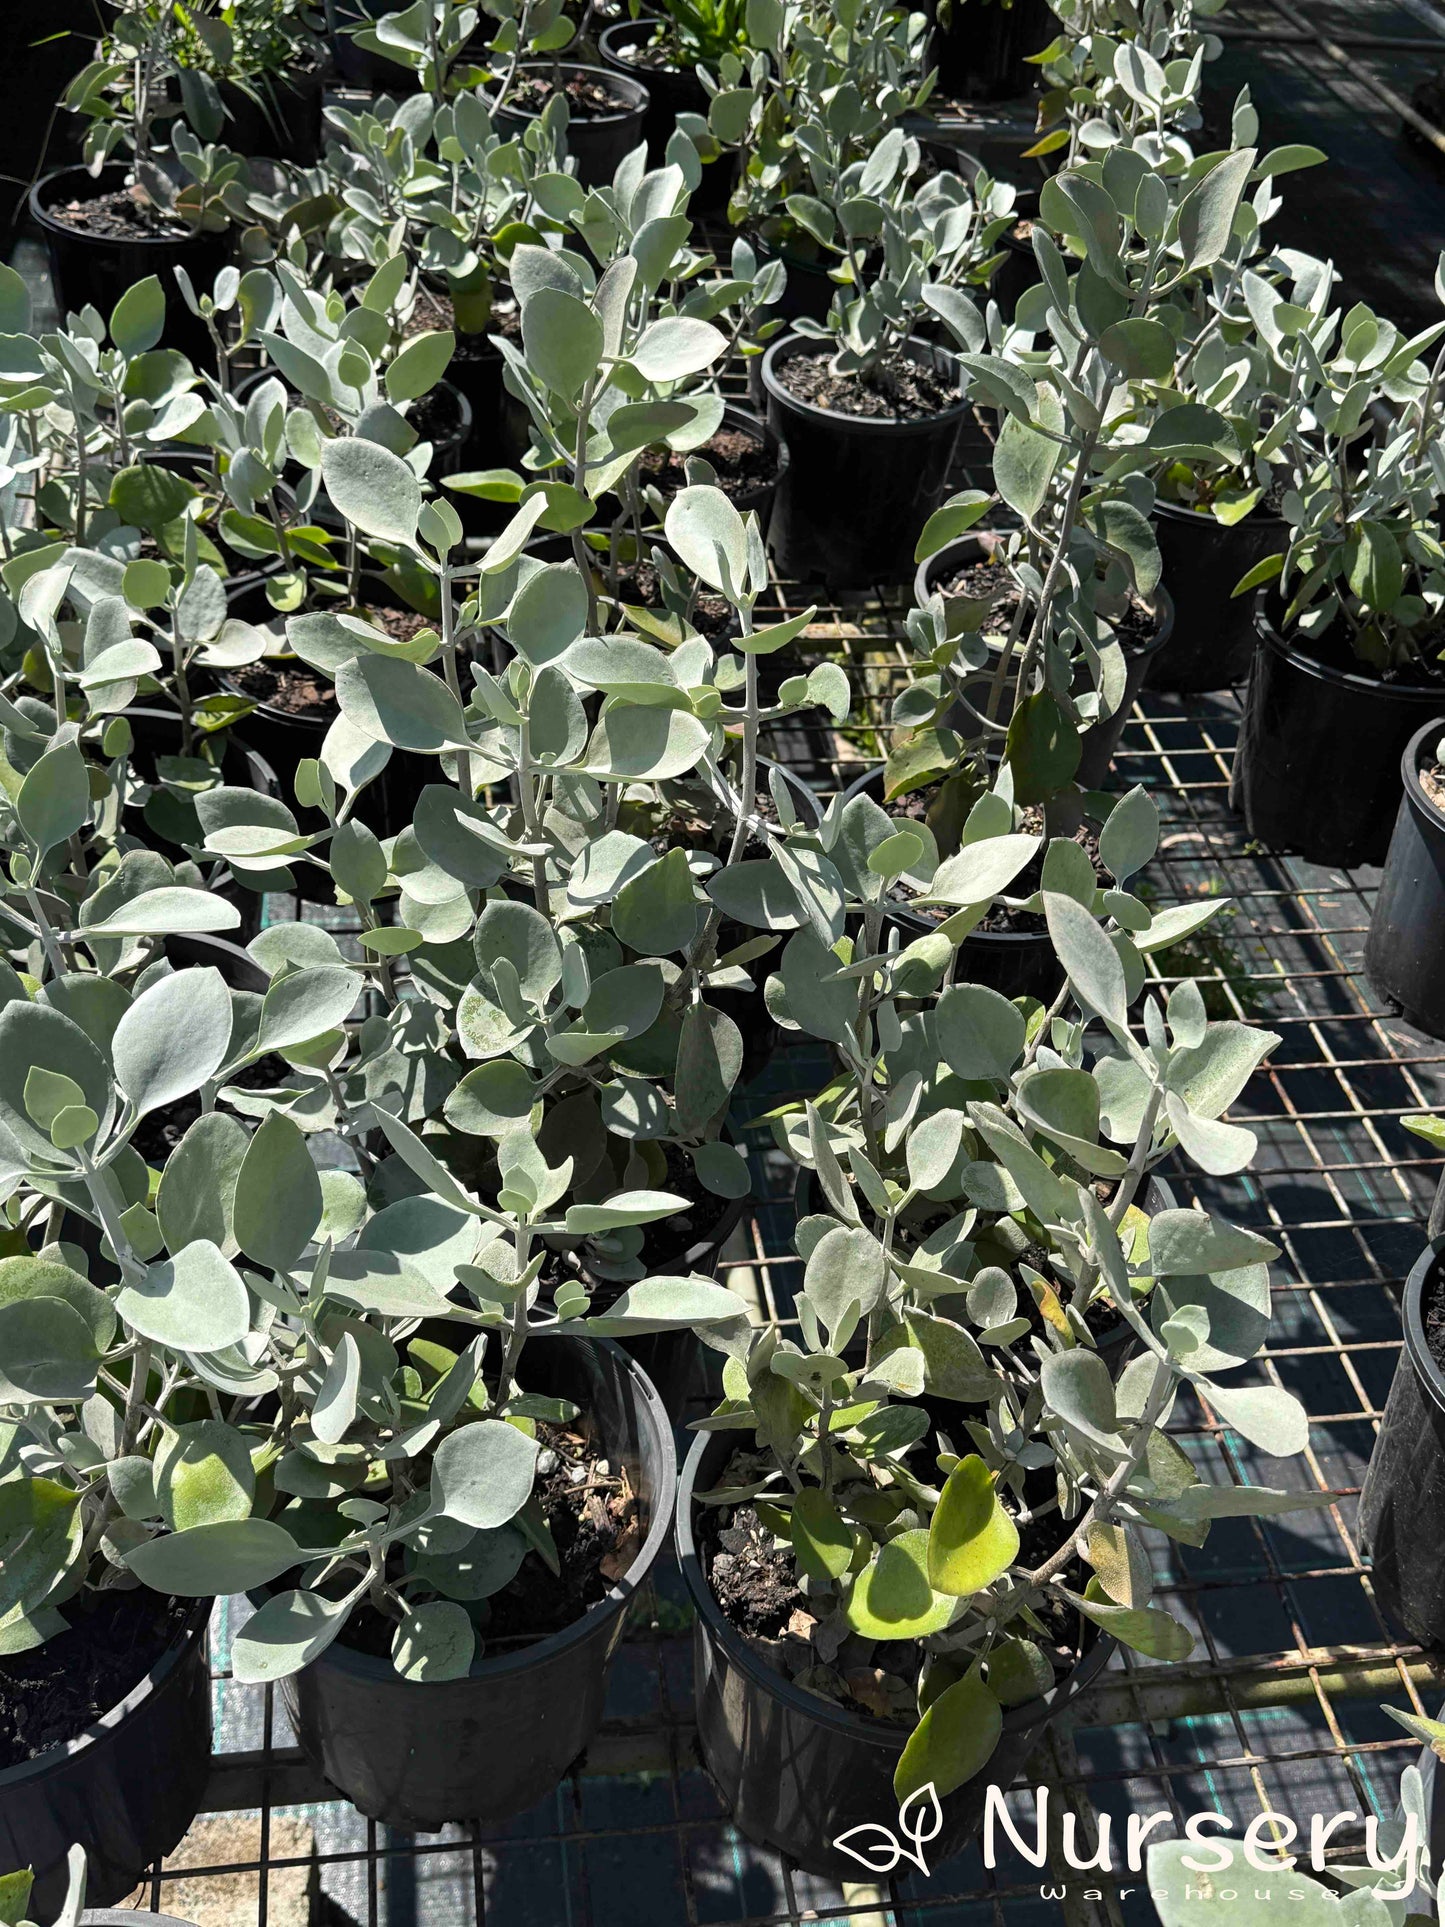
left=705, top=0, right=934, bottom=247
left=1030, top=0, right=1229, bottom=167
left=1241, top=264, right=1445, bottom=674
left=695, top=781, right=1326, bottom=1802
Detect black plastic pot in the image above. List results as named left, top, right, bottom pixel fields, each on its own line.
left=932, top=0, right=1058, bottom=100
left=492, top=66, right=650, bottom=190
left=678, top=1426, right=1111, bottom=1878
left=748, top=234, right=837, bottom=329
left=30, top=166, right=227, bottom=368
left=596, top=21, right=720, bottom=188
left=914, top=536, right=1175, bottom=789
left=842, top=759, right=1060, bottom=1001
left=1232, top=603, right=1445, bottom=869
left=256, top=1332, right=674, bottom=1828
left=762, top=335, right=969, bottom=589
left=1364, top=718, right=1445, bottom=1038
left=1360, top=1241, right=1445, bottom=1644
left=331, top=0, right=422, bottom=89
left=0, top=1598, right=211, bottom=1916
left=218, top=65, right=324, bottom=164
left=231, top=371, right=472, bottom=486
left=1146, top=501, right=1287, bottom=693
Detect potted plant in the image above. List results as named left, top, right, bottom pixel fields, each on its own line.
left=678, top=782, right=1320, bottom=1875
left=758, top=128, right=1000, bottom=586
left=41, top=21, right=249, bottom=360
left=1364, top=722, right=1445, bottom=1040
left=1231, top=273, right=1445, bottom=867
left=598, top=0, right=744, bottom=199
left=476, top=0, right=651, bottom=190
left=1360, top=1112, right=1445, bottom=1647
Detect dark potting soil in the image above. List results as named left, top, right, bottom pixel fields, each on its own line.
left=616, top=561, right=739, bottom=644
left=230, top=658, right=338, bottom=721
left=1423, top=762, right=1445, bottom=813
left=1282, top=613, right=1445, bottom=690
left=407, top=382, right=464, bottom=447
left=775, top=349, right=958, bottom=423
left=228, top=607, right=432, bottom=719
left=936, top=561, right=1160, bottom=653
left=0, top=1587, right=194, bottom=1769
left=341, top=1419, right=640, bottom=1659
left=400, top=288, right=521, bottom=360
left=130, top=1052, right=295, bottom=1165
left=701, top=1479, right=1083, bottom=1724
left=509, top=70, right=636, bottom=117
left=894, top=784, right=1104, bottom=936
left=43, top=185, right=193, bottom=241
left=639, top=426, right=779, bottom=506
left=1423, top=1265, right=1445, bottom=1373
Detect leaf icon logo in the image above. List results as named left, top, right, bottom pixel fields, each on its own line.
left=833, top=1782, right=942, bottom=1876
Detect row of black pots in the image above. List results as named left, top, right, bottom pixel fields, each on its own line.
left=8, top=1321, right=1110, bottom=1900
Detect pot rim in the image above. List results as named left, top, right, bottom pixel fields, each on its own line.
left=1401, top=1241, right=1445, bottom=1416
left=675, top=1425, right=1115, bottom=1751
left=1399, top=715, right=1445, bottom=834
left=247, top=1329, right=677, bottom=1686
left=492, top=62, right=651, bottom=122
left=0, top=1595, right=210, bottom=1793
left=29, top=164, right=214, bottom=250
left=597, top=17, right=688, bottom=75
left=761, top=332, right=969, bottom=432
left=1254, top=598, right=1445, bottom=704
left=1152, top=496, right=1288, bottom=533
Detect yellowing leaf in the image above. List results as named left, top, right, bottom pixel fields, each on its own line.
left=927, top=1455, right=1019, bottom=1597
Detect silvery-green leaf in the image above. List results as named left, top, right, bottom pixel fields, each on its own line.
left=1166, top=1094, right=1257, bottom=1175
left=16, top=741, right=90, bottom=855
left=82, top=887, right=241, bottom=938
left=322, top=1249, right=450, bottom=1317
left=922, top=834, right=1039, bottom=905
left=0, top=1298, right=99, bottom=1403
left=335, top=655, right=470, bottom=752
left=935, top=983, right=1025, bottom=1081
left=433, top=1420, right=538, bottom=1529
left=116, top=1240, right=250, bottom=1354
left=1198, top=1379, right=1309, bottom=1457
left=521, top=285, right=603, bottom=399
left=1146, top=1209, right=1277, bottom=1276
left=1044, top=891, right=1129, bottom=1028
left=582, top=1273, right=751, bottom=1333
left=630, top=315, right=727, bottom=382
left=112, top=968, right=231, bottom=1119
left=391, top=1600, right=475, bottom=1681
left=1165, top=1023, right=1280, bottom=1118
left=253, top=965, right=360, bottom=1058
left=1040, top=1349, right=1124, bottom=1449
left=0, top=1002, right=114, bottom=1164
left=322, top=435, right=422, bottom=544
left=124, top=1515, right=300, bottom=1597
left=231, top=1587, right=355, bottom=1684
left=233, top=1112, right=323, bottom=1273
left=154, top=1419, right=255, bottom=1530
left=584, top=705, right=711, bottom=781
left=664, top=484, right=749, bottom=597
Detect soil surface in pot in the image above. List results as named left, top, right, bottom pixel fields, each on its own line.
left=339, top=1416, right=640, bottom=1655
left=228, top=607, right=434, bottom=719
left=639, top=425, right=779, bottom=505
left=1423, top=756, right=1445, bottom=813
left=42, top=183, right=193, bottom=240
left=401, top=287, right=521, bottom=360
left=937, top=559, right=1162, bottom=651
left=1277, top=613, right=1445, bottom=690
left=892, top=779, right=1105, bottom=935
left=610, top=30, right=687, bottom=73
left=0, top=1587, right=194, bottom=1769
left=131, top=1050, right=295, bottom=1165
left=699, top=1452, right=1082, bottom=1723
left=614, top=560, right=739, bottom=644
left=509, top=70, right=636, bottom=117
left=775, top=348, right=957, bottom=422
left=1421, top=1265, right=1445, bottom=1371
